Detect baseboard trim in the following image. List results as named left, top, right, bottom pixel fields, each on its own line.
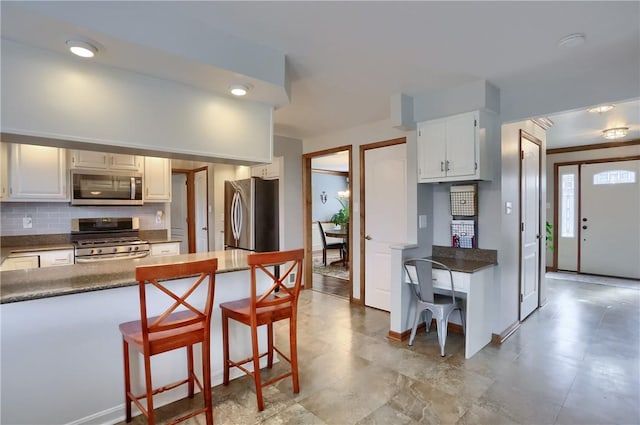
left=491, top=320, right=520, bottom=344
left=388, top=320, right=464, bottom=342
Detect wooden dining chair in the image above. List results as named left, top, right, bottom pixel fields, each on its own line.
left=220, top=249, right=304, bottom=411
left=318, top=221, right=344, bottom=265
left=119, top=258, right=218, bottom=425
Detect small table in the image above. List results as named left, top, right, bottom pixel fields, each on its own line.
left=324, top=229, right=349, bottom=267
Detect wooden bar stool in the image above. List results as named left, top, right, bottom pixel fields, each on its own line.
left=220, top=249, right=304, bottom=411
left=119, top=258, right=218, bottom=425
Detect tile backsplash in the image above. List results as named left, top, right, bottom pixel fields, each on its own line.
left=0, top=202, right=167, bottom=236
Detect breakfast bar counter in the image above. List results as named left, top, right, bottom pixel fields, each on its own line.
left=0, top=249, right=251, bottom=304
left=0, top=249, right=270, bottom=425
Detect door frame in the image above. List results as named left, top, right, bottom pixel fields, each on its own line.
left=518, top=130, right=542, bottom=320
left=552, top=155, right=640, bottom=273
left=302, top=146, right=353, bottom=299
left=359, top=137, right=406, bottom=306
left=172, top=166, right=209, bottom=253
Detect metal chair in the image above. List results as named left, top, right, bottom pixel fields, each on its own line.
left=404, top=258, right=465, bottom=356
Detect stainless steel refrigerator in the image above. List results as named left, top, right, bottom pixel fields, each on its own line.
left=224, top=177, right=279, bottom=252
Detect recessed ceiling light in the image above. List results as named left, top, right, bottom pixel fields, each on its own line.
left=229, top=84, right=250, bottom=96
left=557, top=33, right=586, bottom=48
left=66, top=40, right=98, bottom=58
left=602, top=127, right=629, bottom=140
left=588, top=104, right=615, bottom=114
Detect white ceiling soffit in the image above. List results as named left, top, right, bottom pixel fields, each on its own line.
left=1, top=2, right=639, bottom=142
left=0, top=2, right=290, bottom=108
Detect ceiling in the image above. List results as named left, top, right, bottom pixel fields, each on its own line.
left=1, top=1, right=639, bottom=148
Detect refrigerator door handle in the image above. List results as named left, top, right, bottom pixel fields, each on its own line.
left=231, top=191, right=243, bottom=242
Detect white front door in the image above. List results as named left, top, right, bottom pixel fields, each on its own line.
left=171, top=173, right=188, bottom=254
left=364, top=143, right=407, bottom=312
left=520, top=135, right=541, bottom=320
left=580, top=160, right=640, bottom=279
left=194, top=170, right=209, bottom=253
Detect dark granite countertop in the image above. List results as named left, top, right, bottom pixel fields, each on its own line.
left=428, top=245, right=497, bottom=273
left=0, top=249, right=251, bottom=304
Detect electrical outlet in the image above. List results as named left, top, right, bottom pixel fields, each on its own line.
left=23, top=215, right=32, bottom=229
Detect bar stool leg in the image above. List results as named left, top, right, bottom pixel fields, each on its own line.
left=143, top=353, right=155, bottom=425
left=187, top=345, right=194, bottom=397
left=202, top=337, right=213, bottom=425
left=290, top=316, right=300, bottom=394
left=123, top=340, right=132, bottom=423
left=222, top=312, right=230, bottom=385
left=267, top=323, right=274, bottom=368
left=251, top=325, right=264, bottom=411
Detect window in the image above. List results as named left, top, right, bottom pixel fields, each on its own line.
left=593, top=170, right=637, bottom=185
left=561, top=174, right=575, bottom=238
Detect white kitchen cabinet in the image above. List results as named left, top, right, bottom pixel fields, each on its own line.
left=8, top=144, right=68, bottom=201
left=150, top=242, right=181, bottom=257
left=70, top=149, right=142, bottom=172
left=0, top=143, right=8, bottom=201
left=0, top=255, right=39, bottom=271
left=0, top=248, right=74, bottom=271
left=39, top=249, right=74, bottom=267
left=251, top=156, right=281, bottom=180
left=144, top=157, right=171, bottom=202
left=417, top=110, right=493, bottom=183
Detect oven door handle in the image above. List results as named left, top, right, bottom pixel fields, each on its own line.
left=75, top=252, right=150, bottom=263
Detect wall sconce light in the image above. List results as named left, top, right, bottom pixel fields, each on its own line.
left=320, top=191, right=327, bottom=204
left=337, top=190, right=350, bottom=199
left=602, top=127, right=629, bottom=140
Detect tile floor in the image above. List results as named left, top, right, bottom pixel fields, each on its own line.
left=119, top=275, right=640, bottom=425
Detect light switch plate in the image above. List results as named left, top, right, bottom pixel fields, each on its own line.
left=418, top=214, right=427, bottom=229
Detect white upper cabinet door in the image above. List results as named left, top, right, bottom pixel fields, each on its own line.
left=417, top=120, right=447, bottom=180
left=0, top=143, right=8, bottom=201
left=144, top=157, right=171, bottom=202
left=70, top=150, right=109, bottom=169
left=9, top=144, right=68, bottom=201
left=111, top=154, right=141, bottom=171
left=70, top=150, right=141, bottom=172
left=446, top=111, right=477, bottom=178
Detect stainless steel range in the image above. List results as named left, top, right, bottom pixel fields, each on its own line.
left=71, top=217, right=150, bottom=262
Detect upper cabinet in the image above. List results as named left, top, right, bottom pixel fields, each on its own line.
left=0, top=143, right=8, bottom=201
left=417, top=110, right=493, bottom=183
left=251, top=156, right=282, bottom=180
left=7, top=144, right=68, bottom=201
left=70, top=150, right=142, bottom=172
left=144, top=157, right=172, bottom=202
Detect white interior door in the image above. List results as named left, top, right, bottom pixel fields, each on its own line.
left=194, top=170, right=209, bottom=253
left=520, top=136, right=540, bottom=320
left=364, top=143, right=407, bottom=312
left=580, top=160, right=640, bottom=279
left=171, top=173, right=188, bottom=254
left=557, top=165, right=579, bottom=271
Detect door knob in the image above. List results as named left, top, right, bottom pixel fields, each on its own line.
left=201, top=227, right=208, bottom=231
left=365, top=235, right=372, bottom=240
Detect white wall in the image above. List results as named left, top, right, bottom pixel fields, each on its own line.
left=1, top=39, right=273, bottom=164
left=274, top=135, right=303, bottom=250
left=303, top=118, right=416, bottom=300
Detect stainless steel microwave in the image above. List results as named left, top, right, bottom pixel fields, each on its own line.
left=71, top=170, right=143, bottom=205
